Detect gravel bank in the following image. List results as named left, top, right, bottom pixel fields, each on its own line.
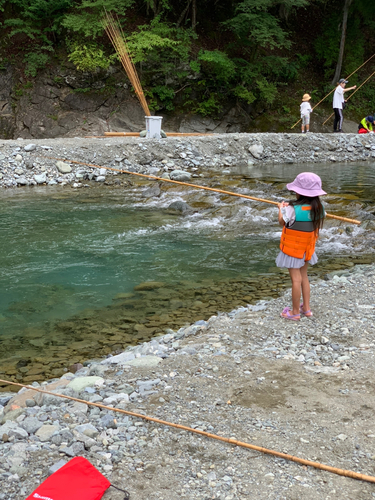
left=1, top=264, right=375, bottom=499
left=1, top=133, right=375, bottom=188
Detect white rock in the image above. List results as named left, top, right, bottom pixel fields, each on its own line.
left=67, top=376, right=104, bottom=392
left=56, top=161, right=72, bottom=174
left=34, top=173, right=47, bottom=184
left=123, top=355, right=163, bottom=368
left=249, top=144, right=263, bottom=159
left=101, top=352, right=135, bottom=365
left=337, top=434, right=348, bottom=441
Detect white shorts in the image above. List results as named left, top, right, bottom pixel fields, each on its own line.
left=301, top=114, right=310, bottom=126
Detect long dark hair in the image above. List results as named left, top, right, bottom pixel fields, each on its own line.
left=290, top=195, right=324, bottom=233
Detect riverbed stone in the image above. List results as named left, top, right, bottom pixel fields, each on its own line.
left=34, top=173, right=47, bottom=184
left=61, top=442, right=85, bottom=457
left=134, top=281, right=165, bottom=291
left=56, top=161, right=72, bottom=173
left=142, top=184, right=161, bottom=197
left=67, top=376, right=104, bottom=392
left=102, top=351, right=135, bottom=365
left=122, top=355, right=163, bottom=368
left=35, top=424, right=59, bottom=442
left=48, top=459, right=67, bottom=475
left=21, top=417, right=43, bottom=434
left=249, top=143, right=264, bottom=159
left=16, top=177, right=28, bottom=185
left=167, top=200, right=191, bottom=212
left=74, top=423, right=99, bottom=438
left=169, top=170, right=191, bottom=181
left=8, top=426, right=28, bottom=439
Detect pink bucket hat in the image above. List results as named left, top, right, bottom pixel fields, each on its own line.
left=286, top=172, right=327, bottom=197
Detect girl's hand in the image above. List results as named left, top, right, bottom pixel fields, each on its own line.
left=278, top=201, right=289, bottom=209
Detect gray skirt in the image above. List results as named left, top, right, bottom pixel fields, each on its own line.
left=276, top=250, right=318, bottom=269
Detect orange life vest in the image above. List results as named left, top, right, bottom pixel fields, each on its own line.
left=279, top=205, right=318, bottom=261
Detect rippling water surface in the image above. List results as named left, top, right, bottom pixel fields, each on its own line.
left=1, top=161, right=374, bottom=382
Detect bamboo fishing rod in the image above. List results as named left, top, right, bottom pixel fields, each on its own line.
left=291, top=53, right=375, bottom=130
left=1, top=378, right=375, bottom=484
left=323, top=69, right=375, bottom=126
left=42, top=156, right=362, bottom=225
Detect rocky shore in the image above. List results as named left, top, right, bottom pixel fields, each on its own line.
left=1, top=264, right=375, bottom=499
left=1, top=132, right=375, bottom=189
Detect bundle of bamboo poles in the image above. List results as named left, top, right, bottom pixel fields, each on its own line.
left=102, top=10, right=151, bottom=116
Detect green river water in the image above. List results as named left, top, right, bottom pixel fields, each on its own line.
left=1, top=162, right=374, bottom=387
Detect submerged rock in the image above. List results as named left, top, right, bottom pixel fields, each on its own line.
left=170, top=170, right=192, bottom=181
left=167, top=200, right=191, bottom=212
left=142, top=184, right=161, bottom=197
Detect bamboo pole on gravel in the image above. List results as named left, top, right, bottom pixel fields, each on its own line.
left=102, top=132, right=214, bottom=137
left=42, top=156, right=362, bottom=225
left=290, top=53, right=375, bottom=130
left=1, top=378, right=375, bottom=483
left=323, top=69, right=375, bottom=126
left=102, top=10, right=151, bottom=116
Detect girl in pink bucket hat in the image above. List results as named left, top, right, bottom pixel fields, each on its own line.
left=276, top=172, right=326, bottom=320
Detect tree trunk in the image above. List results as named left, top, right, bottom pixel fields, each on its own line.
left=176, top=0, right=192, bottom=27
left=192, top=0, right=197, bottom=31
left=331, top=0, right=352, bottom=85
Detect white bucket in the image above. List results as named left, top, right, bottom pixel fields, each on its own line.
left=145, top=116, right=163, bottom=139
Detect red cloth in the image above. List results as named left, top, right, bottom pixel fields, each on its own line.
left=25, top=457, right=111, bottom=500
left=358, top=128, right=368, bottom=134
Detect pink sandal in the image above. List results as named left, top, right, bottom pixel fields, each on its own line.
left=300, top=304, right=313, bottom=317
left=280, top=307, right=300, bottom=321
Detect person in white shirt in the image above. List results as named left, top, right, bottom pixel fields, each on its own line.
left=300, top=94, right=312, bottom=133
left=332, top=78, right=357, bottom=132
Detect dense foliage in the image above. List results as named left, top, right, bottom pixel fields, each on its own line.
left=1, top=0, right=375, bottom=122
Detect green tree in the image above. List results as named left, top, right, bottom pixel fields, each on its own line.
left=5, top=0, right=73, bottom=41
left=62, top=0, right=134, bottom=38
left=225, top=0, right=308, bottom=56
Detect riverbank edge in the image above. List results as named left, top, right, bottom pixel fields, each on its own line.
left=1, top=133, right=375, bottom=189
left=0, top=262, right=372, bottom=407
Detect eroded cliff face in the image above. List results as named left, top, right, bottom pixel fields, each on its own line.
left=0, top=63, right=250, bottom=139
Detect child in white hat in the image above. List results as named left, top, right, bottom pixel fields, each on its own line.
left=300, top=94, right=312, bottom=133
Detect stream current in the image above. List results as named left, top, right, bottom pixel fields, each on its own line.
left=1, top=162, right=375, bottom=385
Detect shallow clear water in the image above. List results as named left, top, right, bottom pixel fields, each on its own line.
left=1, top=161, right=375, bottom=380
left=0, top=190, right=276, bottom=337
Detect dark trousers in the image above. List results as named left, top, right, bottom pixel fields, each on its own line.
left=333, top=108, right=343, bottom=131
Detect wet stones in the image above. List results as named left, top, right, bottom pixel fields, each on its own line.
left=167, top=200, right=191, bottom=212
